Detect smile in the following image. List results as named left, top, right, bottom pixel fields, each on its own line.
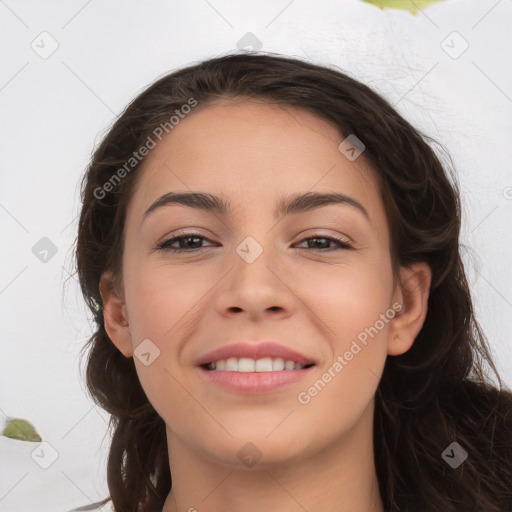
left=203, top=357, right=315, bottom=372
left=198, top=361, right=316, bottom=394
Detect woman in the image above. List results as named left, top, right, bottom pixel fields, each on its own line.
left=74, top=52, right=512, bottom=512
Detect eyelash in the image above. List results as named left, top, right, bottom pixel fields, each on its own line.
left=155, top=233, right=353, bottom=254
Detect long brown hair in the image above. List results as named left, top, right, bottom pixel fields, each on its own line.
left=73, top=52, right=512, bottom=511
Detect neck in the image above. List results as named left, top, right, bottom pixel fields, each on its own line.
left=162, top=400, right=384, bottom=512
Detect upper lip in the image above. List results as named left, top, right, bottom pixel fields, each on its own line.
left=195, top=341, right=317, bottom=367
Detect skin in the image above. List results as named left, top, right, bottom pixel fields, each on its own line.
left=100, top=99, right=431, bottom=512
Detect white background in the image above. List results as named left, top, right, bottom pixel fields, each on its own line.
left=1, top=0, right=511, bottom=510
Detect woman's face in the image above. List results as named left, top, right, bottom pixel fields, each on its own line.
left=104, top=99, right=418, bottom=468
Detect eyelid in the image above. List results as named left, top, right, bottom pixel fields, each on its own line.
left=295, top=229, right=353, bottom=245
left=155, top=230, right=355, bottom=253
left=158, top=227, right=353, bottom=244
left=156, top=227, right=212, bottom=244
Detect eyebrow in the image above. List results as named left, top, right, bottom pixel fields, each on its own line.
left=142, top=191, right=370, bottom=225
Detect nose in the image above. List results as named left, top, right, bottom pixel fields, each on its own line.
left=214, top=235, right=297, bottom=321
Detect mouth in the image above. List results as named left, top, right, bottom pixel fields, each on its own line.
left=195, top=341, right=317, bottom=394
left=201, top=357, right=315, bottom=372
left=197, top=357, right=316, bottom=395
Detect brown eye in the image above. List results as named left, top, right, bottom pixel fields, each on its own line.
left=156, top=234, right=215, bottom=253
left=294, top=235, right=352, bottom=251
left=156, top=233, right=353, bottom=254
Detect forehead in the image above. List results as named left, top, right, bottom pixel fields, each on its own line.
left=125, top=100, right=385, bottom=229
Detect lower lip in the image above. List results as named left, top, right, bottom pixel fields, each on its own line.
left=197, top=366, right=316, bottom=394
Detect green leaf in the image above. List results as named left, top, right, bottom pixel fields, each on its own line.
left=362, top=0, right=444, bottom=14
left=2, top=418, right=42, bottom=442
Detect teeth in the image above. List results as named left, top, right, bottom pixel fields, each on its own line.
left=207, top=357, right=309, bottom=372
left=285, top=360, right=296, bottom=370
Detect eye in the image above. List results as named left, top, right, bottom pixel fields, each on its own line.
left=155, top=233, right=216, bottom=253
left=294, top=235, right=353, bottom=251
left=155, top=233, right=353, bottom=253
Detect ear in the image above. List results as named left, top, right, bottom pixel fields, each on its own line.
left=99, top=271, right=133, bottom=358
left=387, top=262, right=432, bottom=356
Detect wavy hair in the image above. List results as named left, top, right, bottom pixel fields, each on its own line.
left=73, top=52, right=512, bottom=512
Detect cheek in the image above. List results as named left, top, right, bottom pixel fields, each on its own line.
left=292, top=271, right=392, bottom=440
left=302, top=257, right=394, bottom=337
left=299, top=260, right=393, bottom=394
left=123, top=258, right=210, bottom=342
left=121, top=260, right=201, bottom=422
